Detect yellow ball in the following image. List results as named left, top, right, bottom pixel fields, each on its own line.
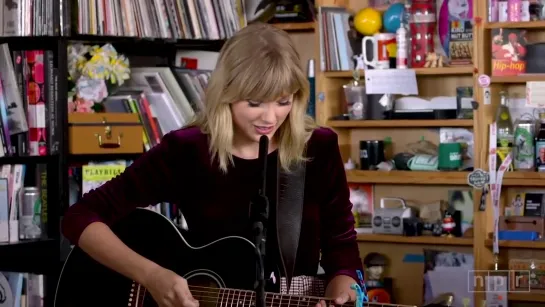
left=353, top=8, right=382, bottom=36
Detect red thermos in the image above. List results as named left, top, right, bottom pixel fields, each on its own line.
left=409, top=0, right=437, bottom=68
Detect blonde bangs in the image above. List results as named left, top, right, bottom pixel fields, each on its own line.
left=223, top=52, right=307, bottom=104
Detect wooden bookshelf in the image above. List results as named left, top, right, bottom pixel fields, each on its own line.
left=328, top=119, right=474, bottom=128
left=311, top=0, right=545, bottom=305
left=357, top=233, right=473, bottom=246
left=502, top=172, right=545, bottom=187
left=475, top=12, right=545, bottom=306
left=323, top=66, right=473, bottom=78
left=271, top=22, right=315, bottom=31
left=491, top=75, right=545, bottom=83
left=485, top=20, right=545, bottom=29
left=314, top=1, right=477, bottom=305
left=346, top=170, right=470, bottom=185
left=484, top=239, right=545, bottom=249
left=509, top=292, right=545, bottom=303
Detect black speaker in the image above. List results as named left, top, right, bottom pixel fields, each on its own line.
left=525, top=43, right=545, bottom=74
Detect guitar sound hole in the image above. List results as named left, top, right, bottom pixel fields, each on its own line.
left=188, top=275, right=223, bottom=307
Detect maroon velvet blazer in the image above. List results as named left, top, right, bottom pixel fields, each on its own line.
left=62, top=126, right=363, bottom=284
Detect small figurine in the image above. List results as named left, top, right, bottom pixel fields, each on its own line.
left=354, top=54, right=365, bottom=70
left=441, top=209, right=457, bottom=237
left=363, top=253, right=393, bottom=303
left=363, top=252, right=387, bottom=286
left=424, top=52, right=446, bottom=68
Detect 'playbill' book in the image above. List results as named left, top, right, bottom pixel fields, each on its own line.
left=82, top=161, right=128, bottom=195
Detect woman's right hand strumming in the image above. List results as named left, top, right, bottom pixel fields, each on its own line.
left=144, top=266, right=199, bottom=307
left=75, top=222, right=199, bottom=307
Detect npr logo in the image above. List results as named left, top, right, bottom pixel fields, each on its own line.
left=468, top=270, right=531, bottom=293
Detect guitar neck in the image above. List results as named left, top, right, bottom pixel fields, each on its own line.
left=188, top=286, right=416, bottom=307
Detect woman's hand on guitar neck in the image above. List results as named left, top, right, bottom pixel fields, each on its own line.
left=144, top=266, right=199, bottom=307
left=316, top=292, right=350, bottom=307
left=317, top=275, right=357, bottom=307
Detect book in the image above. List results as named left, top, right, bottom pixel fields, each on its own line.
left=491, top=28, right=528, bottom=77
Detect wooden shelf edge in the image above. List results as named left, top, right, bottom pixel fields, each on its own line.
left=328, top=119, right=474, bottom=128
left=271, top=22, right=315, bottom=31
left=323, top=66, right=473, bottom=78
left=484, top=239, right=545, bottom=249
left=485, top=21, right=545, bottom=29
left=347, top=170, right=469, bottom=185
left=357, top=233, right=473, bottom=246
left=491, top=74, right=545, bottom=83
left=503, top=172, right=545, bottom=187
left=509, top=292, right=545, bottom=302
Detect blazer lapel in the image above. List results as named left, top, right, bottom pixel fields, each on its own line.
left=276, top=158, right=306, bottom=291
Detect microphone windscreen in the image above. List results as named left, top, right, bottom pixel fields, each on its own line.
left=259, top=135, right=269, bottom=160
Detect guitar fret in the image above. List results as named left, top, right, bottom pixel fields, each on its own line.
left=218, top=288, right=224, bottom=307
left=224, top=288, right=230, bottom=307
left=228, top=289, right=234, bottom=307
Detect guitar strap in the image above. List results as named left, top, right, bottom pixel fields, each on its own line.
left=275, top=157, right=306, bottom=291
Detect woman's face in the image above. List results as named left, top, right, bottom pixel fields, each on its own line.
left=231, top=95, right=293, bottom=144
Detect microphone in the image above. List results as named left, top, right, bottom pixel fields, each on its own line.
left=258, top=135, right=269, bottom=195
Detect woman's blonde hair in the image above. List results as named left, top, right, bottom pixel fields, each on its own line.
left=191, top=22, right=316, bottom=173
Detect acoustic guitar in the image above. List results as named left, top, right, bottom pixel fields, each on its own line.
left=54, top=208, right=451, bottom=307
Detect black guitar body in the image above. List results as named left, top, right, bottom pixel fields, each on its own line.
left=55, top=208, right=265, bottom=307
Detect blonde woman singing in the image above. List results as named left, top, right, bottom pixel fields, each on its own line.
left=62, top=23, right=362, bottom=307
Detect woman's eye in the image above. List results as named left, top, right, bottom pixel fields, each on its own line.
left=248, top=100, right=260, bottom=107
left=278, top=100, right=291, bottom=105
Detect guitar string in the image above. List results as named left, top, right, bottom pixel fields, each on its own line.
left=188, top=285, right=336, bottom=301
left=133, top=284, right=404, bottom=307
left=166, top=291, right=381, bottom=307
left=187, top=290, right=335, bottom=305
left=185, top=286, right=404, bottom=307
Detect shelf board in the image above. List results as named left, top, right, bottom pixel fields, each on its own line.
left=324, top=66, right=473, bottom=78
left=491, top=74, right=545, bottom=83
left=68, top=153, right=142, bottom=164
left=509, top=292, right=545, bottom=302
left=346, top=170, right=470, bottom=185
left=485, top=239, right=545, bottom=249
left=0, top=155, right=55, bottom=164
left=357, top=233, right=473, bottom=246
left=485, top=21, right=545, bottom=29
left=328, top=119, right=473, bottom=128
left=0, top=35, right=225, bottom=54
left=271, top=22, right=315, bottom=31
left=0, top=239, right=58, bottom=274
left=503, top=172, right=545, bottom=186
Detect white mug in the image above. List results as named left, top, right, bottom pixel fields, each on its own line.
left=362, top=33, right=396, bottom=69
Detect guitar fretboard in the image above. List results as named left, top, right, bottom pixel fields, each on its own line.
left=190, top=286, right=333, bottom=307
left=188, top=286, right=416, bottom=307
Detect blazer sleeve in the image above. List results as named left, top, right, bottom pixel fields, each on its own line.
left=319, top=130, right=363, bottom=284
left=61, top=131, right=183, bottom=245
